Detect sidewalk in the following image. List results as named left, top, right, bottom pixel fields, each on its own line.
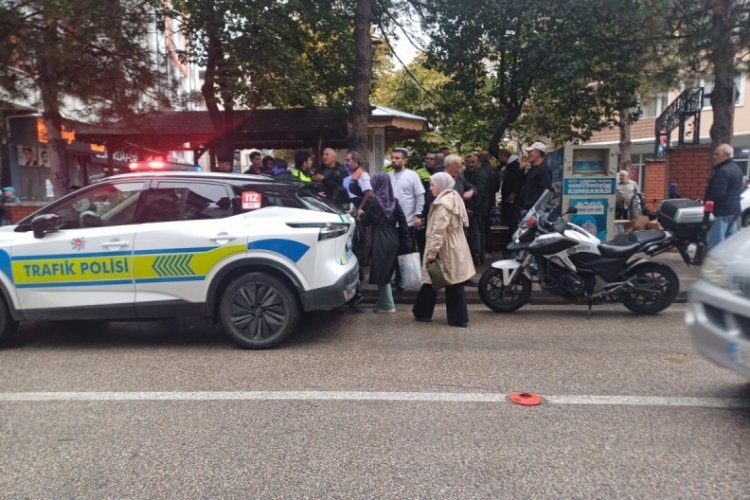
left=357, top=250, right=700, bottom=305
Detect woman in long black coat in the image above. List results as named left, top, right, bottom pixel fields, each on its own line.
left=359, top=173, right=410, bottom=313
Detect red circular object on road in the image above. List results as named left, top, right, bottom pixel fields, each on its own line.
left=509, top=392, right=543, bottom=406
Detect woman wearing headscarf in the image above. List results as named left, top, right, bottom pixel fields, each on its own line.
left=359, top=173, right=411, bottom=313
left=412, top=172, right=475, bottom=326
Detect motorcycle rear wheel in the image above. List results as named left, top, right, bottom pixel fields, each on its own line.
left=622, top=263, right=679, bottom=314
left=478, top=268, right=532, bottom=313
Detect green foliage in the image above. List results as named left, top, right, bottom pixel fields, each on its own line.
left=372, top=54, right=495, bottom=153
left=0, top=0, right=170, bottom=196
left=418, top=0, right=682, bottom=151
left=173, top=0, right=356, bottom=110
left=668, top=0, right=750, bottom=146
left=0, top=0, right=168, bottom=122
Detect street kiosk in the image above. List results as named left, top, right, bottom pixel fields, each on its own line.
left=561, top=145, right=619, bottom=242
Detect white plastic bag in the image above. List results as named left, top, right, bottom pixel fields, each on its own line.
left=397, top=252, right=422, bottom=290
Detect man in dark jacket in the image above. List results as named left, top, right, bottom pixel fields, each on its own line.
left=498, top=148, right=524, bottom=234
left=312, top=147, right=347, bottom=201
left=479, top=152, right=499, bottom=253
left=464, top=153, right=489, bottom=265
left=520, top=142, right=552, bottom=213
left=705, top=143, right=744, bottom=249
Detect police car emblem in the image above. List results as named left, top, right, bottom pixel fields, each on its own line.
left=71, top=237, right=86, bottom=251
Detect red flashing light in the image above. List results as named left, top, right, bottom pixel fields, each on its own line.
left=704, top=200, right=714, bottom=213
left=527, top=216, right=537, bottom=228
left=148, top=161, right=166, bottom=169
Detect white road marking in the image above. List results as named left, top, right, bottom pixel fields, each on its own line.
left=0, top=391, right=746, bottom=409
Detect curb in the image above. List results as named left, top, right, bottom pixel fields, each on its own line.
left=358, top=288, right=690, bottom=306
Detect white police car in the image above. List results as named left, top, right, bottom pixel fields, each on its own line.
left=0, top=172, right=358, bottom=348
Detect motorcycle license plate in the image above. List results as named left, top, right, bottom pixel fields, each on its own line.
left=728, top=341, right=750, bottom=368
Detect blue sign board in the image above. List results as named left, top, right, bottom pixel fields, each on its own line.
left=570, top=198, right=609, bottom=241
left=563, top=177, right=616, bottom=195
left=573, top=160, right=605, bottom=175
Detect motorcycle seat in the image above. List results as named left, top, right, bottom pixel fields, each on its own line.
left=598, top=241, right=641, bottom=258
left=608, top=230, right=668, bottom=247
left=628, top=230, right=668, bottom=245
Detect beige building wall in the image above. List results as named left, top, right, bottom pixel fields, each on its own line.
left=584, top=72, right=749, bottom=179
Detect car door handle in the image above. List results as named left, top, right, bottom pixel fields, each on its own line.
left=102, top=240, right=130, bottom=249
left=210, top=233, right=238, bottom=244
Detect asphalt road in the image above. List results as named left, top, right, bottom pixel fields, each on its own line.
left=1, top=304, right=748, bottom=499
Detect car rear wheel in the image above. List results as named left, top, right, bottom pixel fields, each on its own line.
left=219, top=272, right=299, bottom=349
left=742, top=210, right=750, bottom=228
left=0, top=295, right=18, bottom=347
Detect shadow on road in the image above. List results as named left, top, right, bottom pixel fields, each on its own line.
left=7, top=318, right=233, bottom=350
left=6, top=310, right=350, bottom=350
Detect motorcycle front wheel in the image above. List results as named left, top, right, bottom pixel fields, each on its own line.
left=478, top=268, right=532, bottom=313
left=621, top=263, right=679, bottom=315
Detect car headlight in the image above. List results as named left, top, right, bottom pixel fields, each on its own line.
left=700, top=256, right=731, bottom=289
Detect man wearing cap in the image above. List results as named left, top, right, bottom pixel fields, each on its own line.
left=519, top=142, right=552, bottom=212
left=3, top=186, right=20, bottom=204
left=2, top=186, right=19, bottom=225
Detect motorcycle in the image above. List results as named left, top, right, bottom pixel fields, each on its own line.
left=478, top=190, right=711, bottom=316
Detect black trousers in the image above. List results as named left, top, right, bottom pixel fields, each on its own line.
left=466, top=213, right=483, bottom=266
left=482, top=213, right=492, bottom=253
left=416, top=227, right=427, bottom=260
left=502, top=202, right=521, bottom=235
left=412, top=283, right=469, bottom=325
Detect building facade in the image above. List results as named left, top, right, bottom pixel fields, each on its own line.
left=580, top=73, right=749, bottom=187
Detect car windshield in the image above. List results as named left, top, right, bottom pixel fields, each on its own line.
left=297, top=185, right=339, bottom=213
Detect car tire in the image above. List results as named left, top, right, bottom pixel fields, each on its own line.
left=742, top=210, right=750, bottom=228
left=219, top=272, right=299, bottom=349
left=0, top=295, right=19, bottom=347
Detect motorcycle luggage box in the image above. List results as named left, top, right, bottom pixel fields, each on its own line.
left=657, top=199, right=710, bottom=238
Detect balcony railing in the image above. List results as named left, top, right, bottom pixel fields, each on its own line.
left=654, top=87, right=703, bottom=156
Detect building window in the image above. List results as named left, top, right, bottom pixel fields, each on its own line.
left=735, top=147, right=748, bottom=179
left=640, top=92, right=669, bottom=118
left=700, top=74, right=745, bottom=108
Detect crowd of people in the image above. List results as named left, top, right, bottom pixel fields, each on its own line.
left=216, top=141, right=750, bottom=322
left=241, top=142, right=560, bottom=328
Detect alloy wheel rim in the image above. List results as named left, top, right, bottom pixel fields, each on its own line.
left=230, top=283, right=286, bottom=340
left=630, top=272, right=668, bottom=305
left=487, top=273, right=523, bottom=303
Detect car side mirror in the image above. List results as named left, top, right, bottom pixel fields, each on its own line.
left=31, top=213, right=62, bottom=239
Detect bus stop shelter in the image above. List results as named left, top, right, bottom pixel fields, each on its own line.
left=76, top=106, right=426, bottom=173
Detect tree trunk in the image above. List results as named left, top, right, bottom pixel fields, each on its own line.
left=488, top=105, right=521, bottom=158
left=201, top=2, right=235, bottom=169
left=709, top=0, right=735, bottom=150
left=349, top=0, right=373, bottom=159
left=36, top=13, right=69, bottom=197
left=43, top=116, right=69, bottom=197
left=617, top=106, right=633, bottom=174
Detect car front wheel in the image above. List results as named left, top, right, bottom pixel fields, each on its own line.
left=0, top=295, right=18, bottom=347
left=219, top=272, right=300, bottom=349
